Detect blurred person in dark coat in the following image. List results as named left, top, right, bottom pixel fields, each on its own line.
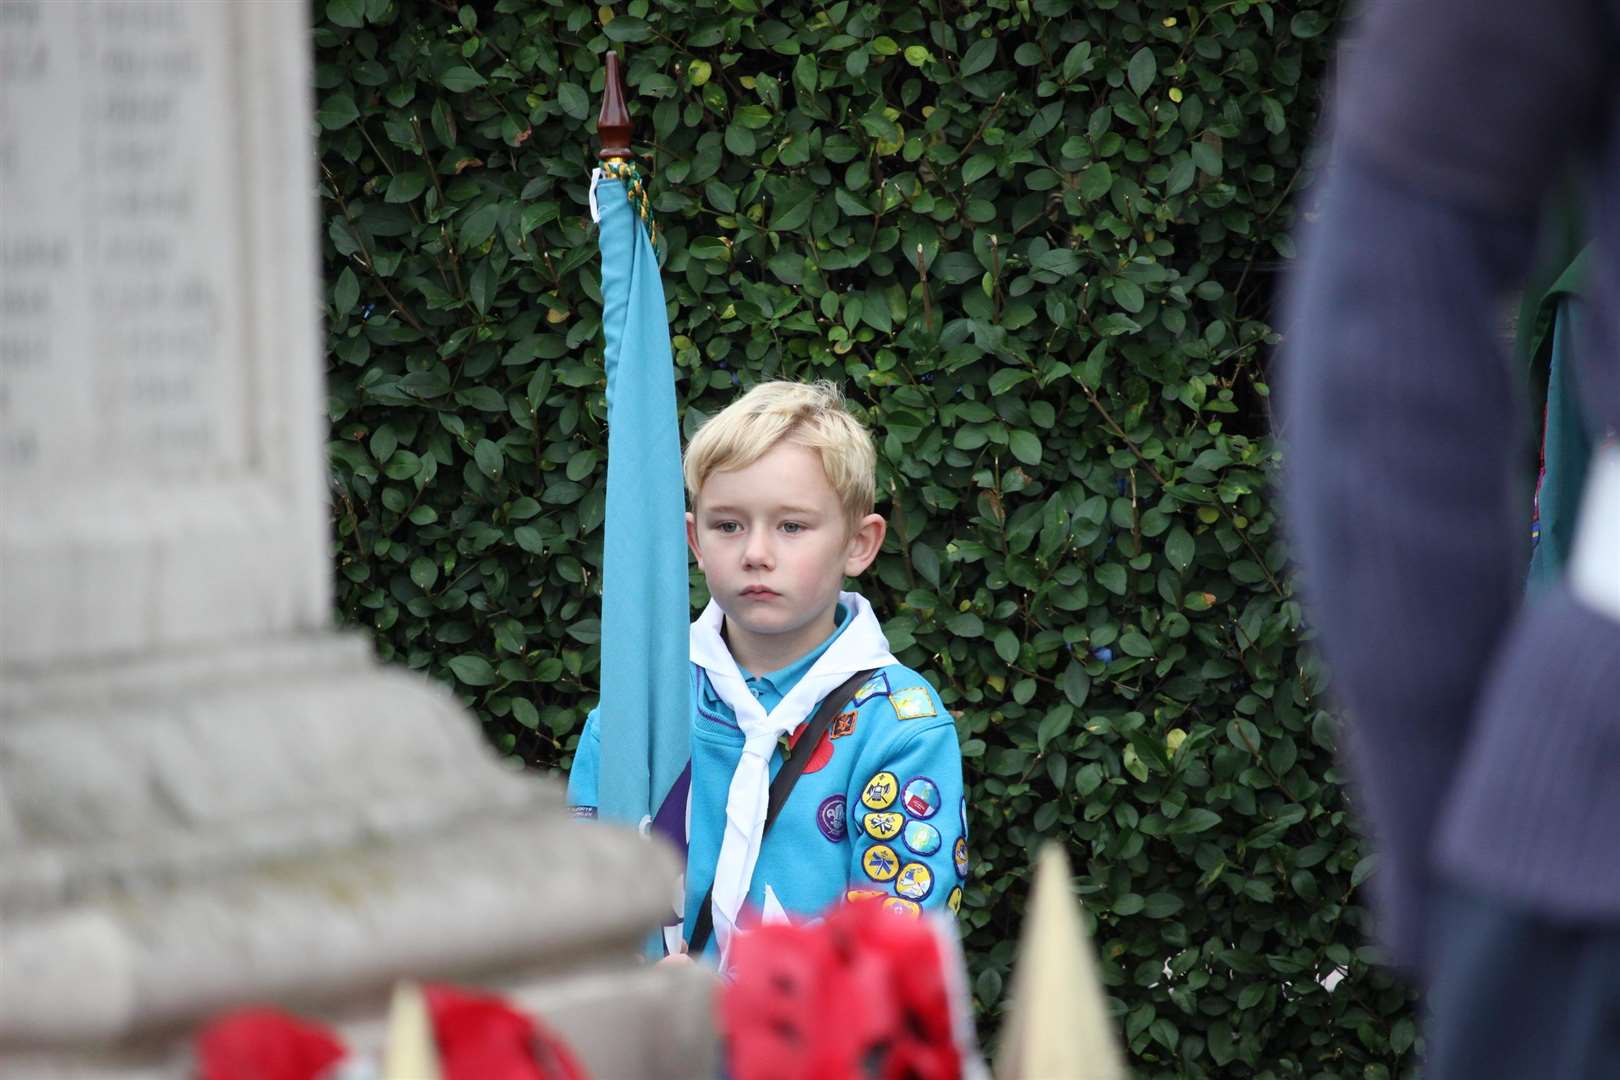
left=1282, top=0, right=1620, bottom=1075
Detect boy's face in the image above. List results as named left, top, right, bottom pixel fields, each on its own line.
left=687, top=441, right=885, bottom=664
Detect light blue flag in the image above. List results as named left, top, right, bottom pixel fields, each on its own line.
left=594, top=168, right=690, bottom=827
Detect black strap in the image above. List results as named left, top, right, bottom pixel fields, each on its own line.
left=685, top=667, right=876, bottom=956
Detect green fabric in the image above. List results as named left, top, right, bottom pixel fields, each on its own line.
left=1515, top=196, right=1587, bottom=364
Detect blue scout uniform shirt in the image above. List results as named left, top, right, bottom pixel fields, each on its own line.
left=567, top=600, right=969, bottom=958
left=565, top=608, right=850, bottom=818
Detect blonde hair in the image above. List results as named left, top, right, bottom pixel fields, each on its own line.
left=683, top=380, right=877, bottom=524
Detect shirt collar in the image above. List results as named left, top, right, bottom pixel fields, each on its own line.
left=743, top=601, right=850, bottom=700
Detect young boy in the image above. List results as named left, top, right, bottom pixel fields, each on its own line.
left=567, top=380, right=968, bottom=963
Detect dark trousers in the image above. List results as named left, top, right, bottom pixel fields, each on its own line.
left=1425, top=882, right=1620, bottom=1079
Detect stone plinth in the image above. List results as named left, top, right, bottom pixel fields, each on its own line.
left=0, top=2, right=711, bottom=1074
left=0, top=0, right=327, bottom=669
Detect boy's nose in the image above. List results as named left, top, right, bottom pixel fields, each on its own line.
left=742, top=534, right=774, bottom=570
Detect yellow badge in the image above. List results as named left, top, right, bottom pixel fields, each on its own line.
left=845, top=888, right=886, bottom=904
left=895, top=862, right=934, bottom=902
left=862, top=843, right=900, bottom=882
left=853, top=674, right=889, bottom=705
left=888, top=686, right=937, bottom=721
left=861, top=771, right=899, bottom=810
left=881, top=896, right=922, bottom=919
left=947, top=886, right=962, bottom=913
left=863, top=811, right=905, bottom=841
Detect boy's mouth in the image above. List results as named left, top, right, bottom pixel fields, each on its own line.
left=739, top=585, right=779, bottom=599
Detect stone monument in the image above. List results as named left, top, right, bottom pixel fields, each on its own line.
left=0, top=2, right=711, bottom=1075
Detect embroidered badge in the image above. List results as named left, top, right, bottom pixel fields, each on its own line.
left=852, top=672, right=891, bottom=706
left=947, top=887, right=962, bottom=913
left=881, top=896, right=922, bottom=919
left=953, top=836, right=969, bottom=879
left=861, top=771, right=899, bottom=810
left=862, top=843, right=900, bottom=882
left=900, top=776, right=940, bottom=819
left=830, top=709, right=858, bottom=740
left=817, top=794, right=847, bottom=843
left=569, top=805, right=598, bottom=820
left=895, top=862, right=934, bottom=901
left=846, top=888, right=886, bottom=904
left=902, top=820, right=941, bottom=857
left=863, top=811, right=905, bottom=841
left=888, top=686, right=937, bottom=721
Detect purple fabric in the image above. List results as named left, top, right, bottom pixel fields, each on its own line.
left=650, top=759, right=691, bottom=861
left=1282, top=0, right=1620, bottom=976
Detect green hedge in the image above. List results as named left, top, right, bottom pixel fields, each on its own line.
left=315, top=0, right=1418, bottom=1073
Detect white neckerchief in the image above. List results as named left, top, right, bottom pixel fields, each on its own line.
left=690, top=590, right=896, bottom=964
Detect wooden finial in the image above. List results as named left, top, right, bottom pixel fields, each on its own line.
left=597, top=51, right=632, bottom=161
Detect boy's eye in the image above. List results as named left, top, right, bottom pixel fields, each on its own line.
left=781, top=521, right=806, bottom=534
left=715, top=521, right=741, bottom=534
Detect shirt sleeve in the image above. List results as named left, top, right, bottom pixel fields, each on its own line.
left=1333, top=0, right=1613, bottom=215
left=565, top=708, right=602, bottom=819
left=842, top=682, right=969, bottom=920
left=1280, top=0, right=1618, bottom=979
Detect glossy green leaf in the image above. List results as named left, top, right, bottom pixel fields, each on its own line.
left=316, top=92, right=359, bottom=130
left=440, top=66, right=487, bottom=92
left=447, top=655, right=496, bottom=686
left=1127, top=47, right=1157, bottom=98
left=960, top=38, right=997, bottom=76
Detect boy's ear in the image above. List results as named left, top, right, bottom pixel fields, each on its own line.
left=843, top=513, right=886, bottom=577
left=685, top=511, right=704, bottom=569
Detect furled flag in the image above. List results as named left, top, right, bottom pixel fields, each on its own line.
left=588, top=65, right=690, bottom=833
left=1521, top=245, right=1594, bottom=592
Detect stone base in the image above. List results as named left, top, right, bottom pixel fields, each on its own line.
left=0, top=633, right=712, bottom=1075
left=0, top=963, right=717, bottom=1079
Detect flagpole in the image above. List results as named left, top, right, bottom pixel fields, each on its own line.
left=590, top=48, right=690, bottom=840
